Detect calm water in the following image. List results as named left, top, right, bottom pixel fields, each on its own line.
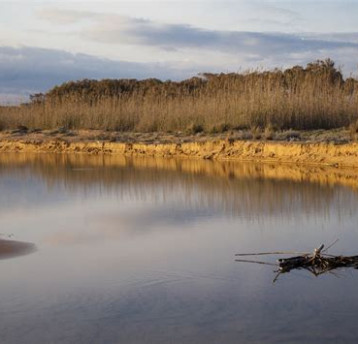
left=1, top=153, right=358, bottom=344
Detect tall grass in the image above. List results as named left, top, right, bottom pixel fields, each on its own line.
left=1, top=59, right=357, bottom=133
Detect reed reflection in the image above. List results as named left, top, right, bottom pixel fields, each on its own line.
left=1, top=154, right=358, bottom=344
left=0, top=153, right=358, bottom=220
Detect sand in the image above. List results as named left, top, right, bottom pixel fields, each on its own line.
left=1, top=133, right=358, bottom=168
left=0, top=239, right=36, bottom=260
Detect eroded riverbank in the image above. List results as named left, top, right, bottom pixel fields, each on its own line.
left=0, top=239, right=35, bottom=259
left=1, top=135, right=358, bottom=169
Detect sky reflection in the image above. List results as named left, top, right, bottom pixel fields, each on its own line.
left=1, top=154, right=358, bottom=343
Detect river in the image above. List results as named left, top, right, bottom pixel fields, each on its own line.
left=1, top=153, right=358, bottom=344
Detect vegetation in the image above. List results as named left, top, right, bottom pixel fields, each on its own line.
left=1, top=59, right=358, bottom=133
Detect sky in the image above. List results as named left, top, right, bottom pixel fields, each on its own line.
left=1, top=0, right=358, bottom=102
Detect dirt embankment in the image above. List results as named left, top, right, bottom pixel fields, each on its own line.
left=0, top=239, right=36, bottom=260
left=1, top=136, right=358, bottom=168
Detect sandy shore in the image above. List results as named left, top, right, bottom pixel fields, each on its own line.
left=1, top=130, right=358, bottom=168
left=0, top=239, right=36, bottom=259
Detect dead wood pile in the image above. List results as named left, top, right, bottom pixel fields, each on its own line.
left=235, top=241, right=358, bottom=282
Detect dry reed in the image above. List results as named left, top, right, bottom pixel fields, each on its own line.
left=0, top=59, right=357, bottom=133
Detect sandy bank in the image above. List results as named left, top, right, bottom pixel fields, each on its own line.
left=0, top=239, right=36, bottom=260
left=1, top=136, right=358, bottom=168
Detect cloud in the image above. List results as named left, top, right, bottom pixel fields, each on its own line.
left=79, top=14, right=358, bottom=74
left=38, top=8, right=98, bottom=24
left=260, top=3, right=300, bottom=21
left=0, top=46, right=200, bottom=101
left=2, top=8, right=358, bottom=101
left=39, top=9, right=358, bottom=60
left=307, top=32, right=358, bottom=44
left=84, top=20, right=358, bottom=56
left=242, top=1, right=303, bottom=29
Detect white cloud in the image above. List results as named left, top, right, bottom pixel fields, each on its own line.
left=37, top=8, right=98, bottom=24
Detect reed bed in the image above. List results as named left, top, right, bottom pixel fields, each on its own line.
left=1, top=59, right=357, bottom=133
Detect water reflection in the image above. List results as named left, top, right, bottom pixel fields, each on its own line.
left=0, top=153, right=358, bottom=220
left=1, top=153, right=358, bottom=344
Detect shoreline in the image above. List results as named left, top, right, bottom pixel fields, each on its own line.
left=0, top=239, right=36, bottom=260
left=1, top=133, right=358, bottom=169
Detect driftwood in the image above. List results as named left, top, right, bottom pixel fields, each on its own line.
left=235, top=241, right=358, bottom=282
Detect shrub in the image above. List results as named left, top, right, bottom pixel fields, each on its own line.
left=349, top=120, right=358, bottom=141
left=186, top=123, right=204, bottom=134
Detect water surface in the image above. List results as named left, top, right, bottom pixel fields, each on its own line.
left=1, top=153, right=358, bottom=344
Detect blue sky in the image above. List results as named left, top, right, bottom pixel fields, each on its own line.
left=1, top=0, right=358, bottom=102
